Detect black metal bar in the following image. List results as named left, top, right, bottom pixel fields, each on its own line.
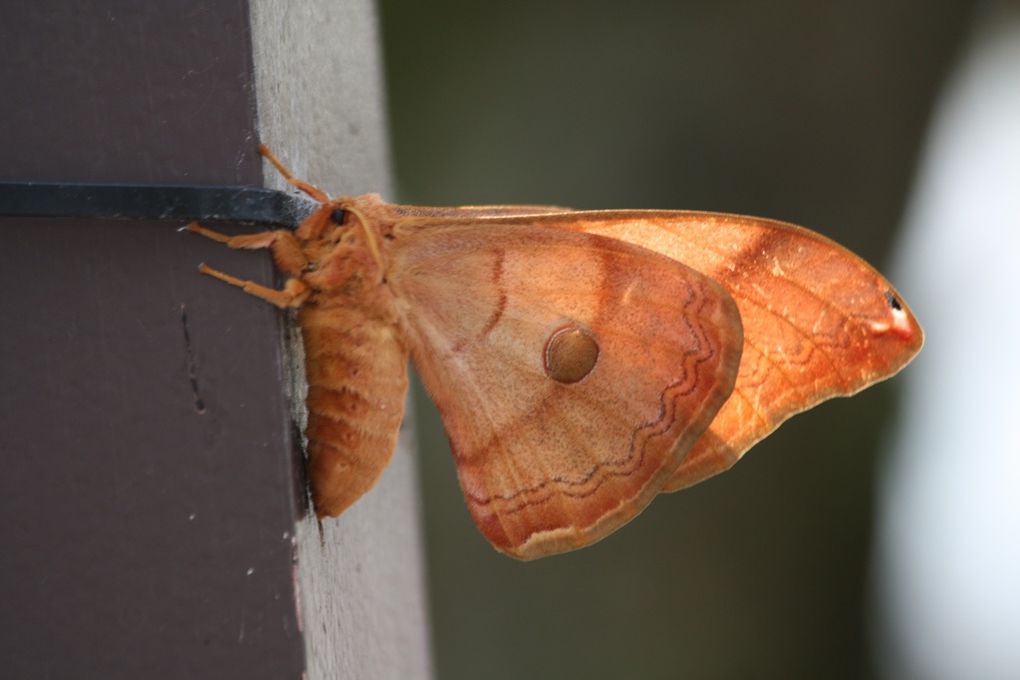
left=0, top=182, right=321, bottom=228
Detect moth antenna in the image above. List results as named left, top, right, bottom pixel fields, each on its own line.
left=343, top=203, right=385, bottom=277
left=257, top=143, right=329, bottom=204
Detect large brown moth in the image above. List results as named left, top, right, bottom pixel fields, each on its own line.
left=188, top=145, right=923, bottom=560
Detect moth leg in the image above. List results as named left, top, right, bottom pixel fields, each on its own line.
left=258, top=143, right=330, bottom=203
left=186, top=222, right=308, bottom=278
left=197, top=262, right=309, bottom=309
left=256, top=144, right=338, bottom=240
left=294, top=204, right=334, bottom=242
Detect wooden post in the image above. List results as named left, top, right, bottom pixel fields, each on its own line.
left=249, top=2, right=433, bottom=678
left=0, top=2, right=431, bottom=678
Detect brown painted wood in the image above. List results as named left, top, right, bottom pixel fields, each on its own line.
left=0, top=3, right=304, bottom=678
left=0, top=3, right=433, bottom=678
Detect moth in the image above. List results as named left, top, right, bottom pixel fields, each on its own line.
left=189, top=145, right=923, bottom=560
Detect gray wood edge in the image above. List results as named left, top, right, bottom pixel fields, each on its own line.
left=249, top=2, right=434, bottom=678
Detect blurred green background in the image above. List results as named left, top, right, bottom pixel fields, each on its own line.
left=377, top=2, right=976, bottom=677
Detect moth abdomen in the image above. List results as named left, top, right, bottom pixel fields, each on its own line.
left=299, top=306, right=409, bottom=517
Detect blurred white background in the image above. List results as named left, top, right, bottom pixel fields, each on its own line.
left=874, top=3, right=1020, bottom=678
